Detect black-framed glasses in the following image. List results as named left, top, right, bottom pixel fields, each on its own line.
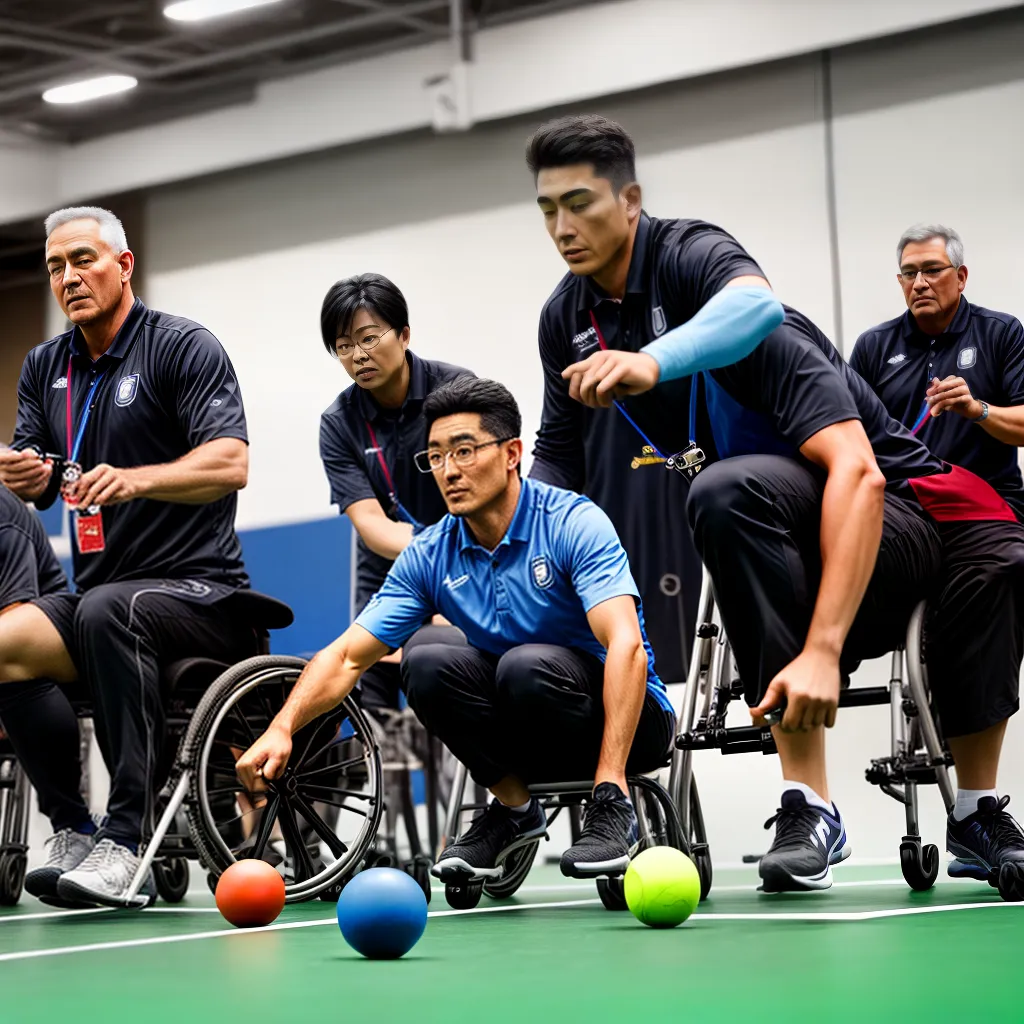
left=336, top=327, right=394, bottom=358
left=898, top=265, right=956, bottom=284
left=414, top=437, right=515, bottom=474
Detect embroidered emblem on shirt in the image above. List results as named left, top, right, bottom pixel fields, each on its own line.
left=887, top=353, right=907, bottom=365
left=114, top=373, right=140, bottom=407
left=443, top=573, right=469, bottom=591
left=571, top=327, right=598, bottom=352
left=958, top=347, right=977, bottom=370
left=652, top=306, right=667, bottom=336
left=531, top=555, right=553, bottom=590
left=51, top=376, right=68, bottom=389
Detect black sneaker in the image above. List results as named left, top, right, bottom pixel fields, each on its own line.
left=947, top=795, right=1024, bottom=880
left=758, top=790, right=850, bottom=893
left=432, top=799, right=547, bottom=881
left=560, top=783, right=638, bottom=878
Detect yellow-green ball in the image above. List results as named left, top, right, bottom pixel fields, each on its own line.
left=624, top=847, right=701, bottom=928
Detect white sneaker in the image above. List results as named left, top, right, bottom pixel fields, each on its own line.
left=56, top=839, right=155, bottom=908
left=25, top=828, right=97, bottom=900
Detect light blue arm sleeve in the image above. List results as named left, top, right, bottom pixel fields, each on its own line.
left=641, top=286, right=785, bottom=382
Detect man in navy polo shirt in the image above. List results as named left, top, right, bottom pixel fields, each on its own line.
left=524, top=114, right=1021, bottom=896
left=850, top=223, right=1024, bottom=885
left=238, top=377, right=676, bottom=880
left=318, top=272, right=472, bottom=710
left=0, top=206, right=263, bottom=908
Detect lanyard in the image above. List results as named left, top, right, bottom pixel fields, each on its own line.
left=65, top=357, right=106, bottom=463
left=364, top=419, right=423, bottom=529
left=910, top=398, right=930, bottom=436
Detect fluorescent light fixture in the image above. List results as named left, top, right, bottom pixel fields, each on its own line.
left=42, top=74, right=138, bottom=106
left=164, top=0, right=287, bottom=22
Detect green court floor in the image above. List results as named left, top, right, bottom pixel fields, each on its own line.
left=0, top=862, right=1020, bottom=1024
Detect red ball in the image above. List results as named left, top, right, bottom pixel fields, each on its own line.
left=215, top=860, right=286, bottom=928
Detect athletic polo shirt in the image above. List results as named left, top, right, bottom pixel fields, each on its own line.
left=850, top=299, right=1024, bottom=519
left=319, top=352, right=473, bottom=611
left=12, top=298, right=249, bottom=591
left=355, top=477, right=672, bottom=713
left=0, top=485, right=66, bottom=607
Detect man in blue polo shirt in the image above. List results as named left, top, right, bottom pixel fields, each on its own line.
left=850, top=223, right=1024, bottom=886
left=237, top=377, right=676, bottom=880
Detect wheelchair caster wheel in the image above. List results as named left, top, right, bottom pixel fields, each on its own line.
left=317, top=878, right=346, bottom=902
left=444, top=879, right=483, bottom=909
left=206, top=871, right=219, bottom=896
left=691, top=843, right=713, bottom=901
left=900, top=839, right=938, bottom=891
left=995, top=862, right=1024, bottom=902
left=153, top=857, right=190, bottom=904
left=406, top=855, right=432, bottom=904
left=0, top=850, right=27, bottom=907
left=597, top=876, right=628, bottom=911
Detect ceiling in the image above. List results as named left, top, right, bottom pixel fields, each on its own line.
left=0, top=0, right=600, bottom=144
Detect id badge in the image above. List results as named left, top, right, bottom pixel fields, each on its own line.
left=75, top=509, right=105, bottom=554
left=666, top=443, right=706, bottom=481
left=60, top=460, right=82, bottom=503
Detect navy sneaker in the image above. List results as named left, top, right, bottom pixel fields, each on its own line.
left=432, top=798, right=547, bottom=881
left=560, top=782, right=638, bottom=878
left=758, top=790, right=850, bottom=893
left=947, top=795, right=1024, bottom=881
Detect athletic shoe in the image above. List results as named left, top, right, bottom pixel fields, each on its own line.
left=758, top=790, right=850, bottom=893
left=432, top=799, right=547, bottom=881
left=947, top=795, right=1024, bottom=880
left=24, top=827, right=98, bottom=900
left=560, top=782, right=638, bottom=878
left=56, top=839, right=156, bottom=908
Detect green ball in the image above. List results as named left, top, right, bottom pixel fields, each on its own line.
left=624, top=847, right=701, bottom=928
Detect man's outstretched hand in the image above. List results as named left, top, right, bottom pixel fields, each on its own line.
left=236, top=725, right=293, bottom=792
left=751, top=648, right=841, bottom=732
left=562, top=350, right=660, bottom=408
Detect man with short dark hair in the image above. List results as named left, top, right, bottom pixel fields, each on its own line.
left=238, top=377, right=676, bottom=881
left=0, top=206, right=263, bottom=908
left=524, top=114, right=1015, bottom=895
left=850, top=224, right=1024, bottom=885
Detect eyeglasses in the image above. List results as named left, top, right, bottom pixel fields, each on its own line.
left=336, top=327, right=395, bottom=358
left=414, top=437, right=514, bottom=474
left=898, top=265, right=956, bottom=284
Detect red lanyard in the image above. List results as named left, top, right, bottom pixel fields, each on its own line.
left=364, top=419, right=397, bottom=501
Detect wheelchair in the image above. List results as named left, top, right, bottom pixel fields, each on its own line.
left=669, top=568, right=961, bottom=896
left=0, top=729, right=30, bottom=905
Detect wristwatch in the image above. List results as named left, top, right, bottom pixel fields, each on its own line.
left=974, top=401, right=990, bottom=422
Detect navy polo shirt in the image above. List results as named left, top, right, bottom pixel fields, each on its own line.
left=319, top=351, right=473, bottom=611
left=0, top=485, right=66, bottom=607
left=356, top=477, right=672, bottom=713
left=850, top=299, right=1024, bottom=519
left=12, top=298, right=249, bottom=591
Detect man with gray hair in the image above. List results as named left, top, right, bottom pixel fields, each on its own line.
left=850, top=223, right=1024, bottom=894
left=0, top=206, right=268, bottom=908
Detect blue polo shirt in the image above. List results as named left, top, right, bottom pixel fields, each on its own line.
left=355, top=477, right=672, bottom=713
left=850, top=299, right=1024, bottom=520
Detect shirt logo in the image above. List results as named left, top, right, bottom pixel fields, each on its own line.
left=443, top=573, right=469, bottom=591
left=114, top=373, right=140, bottom=407
left=886, top=353, right=907, bottom=365
left=571, top=327, right=597, bottom=352
left=51, top=376, right=68, bottom=389
left=531, top=555, right=553, bottom=590
left=958, top=347, right=977, bottom=370
left=652, top=306, right=667, bottom=336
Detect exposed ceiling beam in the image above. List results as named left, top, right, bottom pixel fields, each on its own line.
left=328, top=0, right=447, bottom=36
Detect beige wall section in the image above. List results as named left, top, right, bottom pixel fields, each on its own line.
left=0, top=282, right=46, bottom=443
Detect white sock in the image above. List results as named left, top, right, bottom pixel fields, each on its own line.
left=783, top=780, right=831, bottom=814
left=506, top=799, right=533, bottom=815
left=954, top=788, right=997, bottom=821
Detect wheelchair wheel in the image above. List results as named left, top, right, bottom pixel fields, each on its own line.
left=900, top=838, right=938, bottom=892
left=483, top=840, right=538, bottom=900
left=182, top=655, right=383, bottom=903
left=406, top=854, right=433, bottom=904
left=444, top=879, right=483, bottom=909
left=153, top=857, right=190, bottom=904
left=0, top=849, right=27, bottom=907
left=597, top=876, right=628, bottom=911
left=688, top=776, right=713, bottom=901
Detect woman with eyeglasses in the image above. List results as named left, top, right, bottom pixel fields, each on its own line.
left=318, top=273, right=475, bottom=712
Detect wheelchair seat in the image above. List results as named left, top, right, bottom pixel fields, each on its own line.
left=162, top=657, right=232, bottom=694
left=223, top=590, right=294, bottom=631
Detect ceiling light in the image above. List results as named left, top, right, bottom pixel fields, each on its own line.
left=164, top=0, right=288, bottom=22
left=42, top=75, right=138, bottom=106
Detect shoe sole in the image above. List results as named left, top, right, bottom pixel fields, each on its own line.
left=37, top=893, right=99, bottom=910
left=56, top=878, right=153, bottom=909
left=431, top=826, right=547, bottom=882
left=24, top=870, right=62, bottom=901
left=759, top=837, right=849, bottom=894
left=559, top=853, right=631, bottom=879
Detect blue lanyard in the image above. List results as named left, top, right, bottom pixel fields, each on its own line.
left=65, top=357, right=106, bottom=463
left=910, top=398, right=930, bottom=436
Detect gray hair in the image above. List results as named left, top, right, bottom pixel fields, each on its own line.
left=44, top=206, right=128, bottom=254
left=897, top=223, right=964, bottom=268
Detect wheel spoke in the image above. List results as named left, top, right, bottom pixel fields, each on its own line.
left=289, top=790, right=348, bottom=858
left=276, top=796, right=316, bottom=882
left=294, top=753, right=367, bottom=782
left=301, top=783, right=374, bottom=804
left=292, top=710, right=347, bottom=771
left=227, top=704, right=256, bottom=746
left=247, top=791, right=281, bottom=861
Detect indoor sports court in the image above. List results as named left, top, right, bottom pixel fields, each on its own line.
left=2, top=1, right=1024, bottom=1021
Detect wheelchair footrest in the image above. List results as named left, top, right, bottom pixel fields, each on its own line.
left=676, top=725, right=777, bottom=756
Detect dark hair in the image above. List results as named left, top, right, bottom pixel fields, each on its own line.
left=319, top=273, right=410, bottom=356
left=423, top=377, right=522, bottom=441
left=526, top=114, right=637, bottom=192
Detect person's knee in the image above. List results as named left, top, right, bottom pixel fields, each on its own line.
left=74, top=585, right=131, bottom=640
left=685, top=460, right=755, bottom=548
left=400, top=643, right=459, bottom=710
left=494, top=646, right=559, bottom=708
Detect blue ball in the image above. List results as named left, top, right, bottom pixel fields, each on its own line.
left=336, top=868, right=428, bottom=960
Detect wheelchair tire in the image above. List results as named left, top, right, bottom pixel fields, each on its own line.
left=597, top=876, right=628, bottom=911
left=406, top=854, right=433, bottom=904
left=0, top=849, right=26, bottom=907
left=445, top=879, right=483, bottom=909
left=483, top=840, right=538, bottom=900
left=899, top=839, right=938, bottom=891
left=153, top=857, right=190, bottom=904
left=181, top=655, right=383, bottom=904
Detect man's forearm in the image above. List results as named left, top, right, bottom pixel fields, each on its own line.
left=595, top=637, right=648, bottom=783
left=806, top=464, right=885, bottom=657
left=979, top=404, right=1024, bottom=447
left=128, top=439, right=247, bottom=503
left=272, top=640, right=363, bottom=736
left=357, top=516, right=414, bottom=562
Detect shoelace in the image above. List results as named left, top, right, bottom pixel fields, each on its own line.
left=764, top=806, right=825, bottom=853
left=43, top=829, right=77, bottom=863
left=456, top=801, right=519, bottom=849
left=75, top=839, right=128, bottom=875
left=579, top=794, right=634, bottom=843
left=976, top=796, right=1024, bottom=851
